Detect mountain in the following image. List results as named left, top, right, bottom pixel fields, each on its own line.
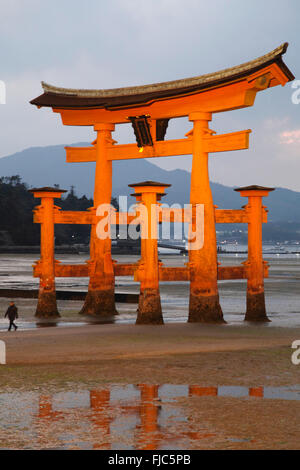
left=0, top=143, right=299, bottom=223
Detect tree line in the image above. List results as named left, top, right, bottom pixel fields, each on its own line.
left=0, top=176, right=118, bottom=246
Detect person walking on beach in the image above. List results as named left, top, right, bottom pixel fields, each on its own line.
left=5, top=301, right=18, bottom=331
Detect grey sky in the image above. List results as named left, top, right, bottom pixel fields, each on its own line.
left=0, top=0, right=300, bottom=191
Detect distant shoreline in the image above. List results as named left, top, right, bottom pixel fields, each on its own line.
left=0, top=246, right=300, bottom=255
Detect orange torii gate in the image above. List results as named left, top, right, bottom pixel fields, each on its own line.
left=30, top=43, right=294, bottom=323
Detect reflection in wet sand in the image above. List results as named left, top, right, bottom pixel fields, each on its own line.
left=189, top=386, right=218, bottom=397
left=38, top=395, right=63, bottom=420
left=249, top=387, right=264, bottom=398
left=90, top=390, right=111, bottom=449
left=137, top=385, right=160, bottom=450
left=9, top=383, right=293, bottom=450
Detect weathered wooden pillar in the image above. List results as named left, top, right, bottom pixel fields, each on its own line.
left=130, top=181, right=170, bottom=325
left=235, top=185, right=274, bottom=322
left=188, top=112, right=224, bottom=323
left=30, top=187, right=66, bottom=318
left=80, top=123, right=117, bottom=316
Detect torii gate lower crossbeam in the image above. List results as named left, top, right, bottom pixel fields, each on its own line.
left=31, top=183, right=273, bottom=323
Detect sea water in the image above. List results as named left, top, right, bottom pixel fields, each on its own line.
left=0, top=251, right=299, bottom=330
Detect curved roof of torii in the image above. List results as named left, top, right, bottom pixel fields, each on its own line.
left=30, top=43, right=294, bottom=110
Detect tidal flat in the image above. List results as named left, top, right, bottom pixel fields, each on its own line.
left=0, top=253, right=299, bottom=449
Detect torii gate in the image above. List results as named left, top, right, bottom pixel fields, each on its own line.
left=30, top=43, right=294, bottom=323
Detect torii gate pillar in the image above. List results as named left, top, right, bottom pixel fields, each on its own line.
left=130, top=181, right=170, bottom=325
left=80, top=123, right=117, bottom=316
left=30, top=187, right=66, bottom=318
left=188, top=112, right=224, bottom=323
left=236, top=186, right=274, bottom=322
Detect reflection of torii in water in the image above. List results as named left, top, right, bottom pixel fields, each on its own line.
left=136, top=384, right=161, bottom=450
left=90, top=385, right=162, bottom=450
left=35, top=385, right=265, bottom=449
left=35, top=385, right=162, bottom=449
left=90, top=389, right=112, bottom=450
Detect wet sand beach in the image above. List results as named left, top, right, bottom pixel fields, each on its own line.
left=0, top=322, right=299, bottom=368
left=0, top=253, right=299, bottom=449
left=0, top=322, right=300, bottom=450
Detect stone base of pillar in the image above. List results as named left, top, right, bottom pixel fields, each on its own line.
left=35, top=291, right=60, bottom=318
left=188, top=293, right=225, bottom=323
left=136, top=289, right=164, bottom=325
left=245, top=292, right=270, bottom=322
left=79, top=288, right=117, bottom=316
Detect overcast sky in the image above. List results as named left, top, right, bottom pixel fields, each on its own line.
left=1, top=0, right=300, bottom=191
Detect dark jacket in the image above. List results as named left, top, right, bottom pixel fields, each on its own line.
left=5, top=305, right=18, bottom=321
